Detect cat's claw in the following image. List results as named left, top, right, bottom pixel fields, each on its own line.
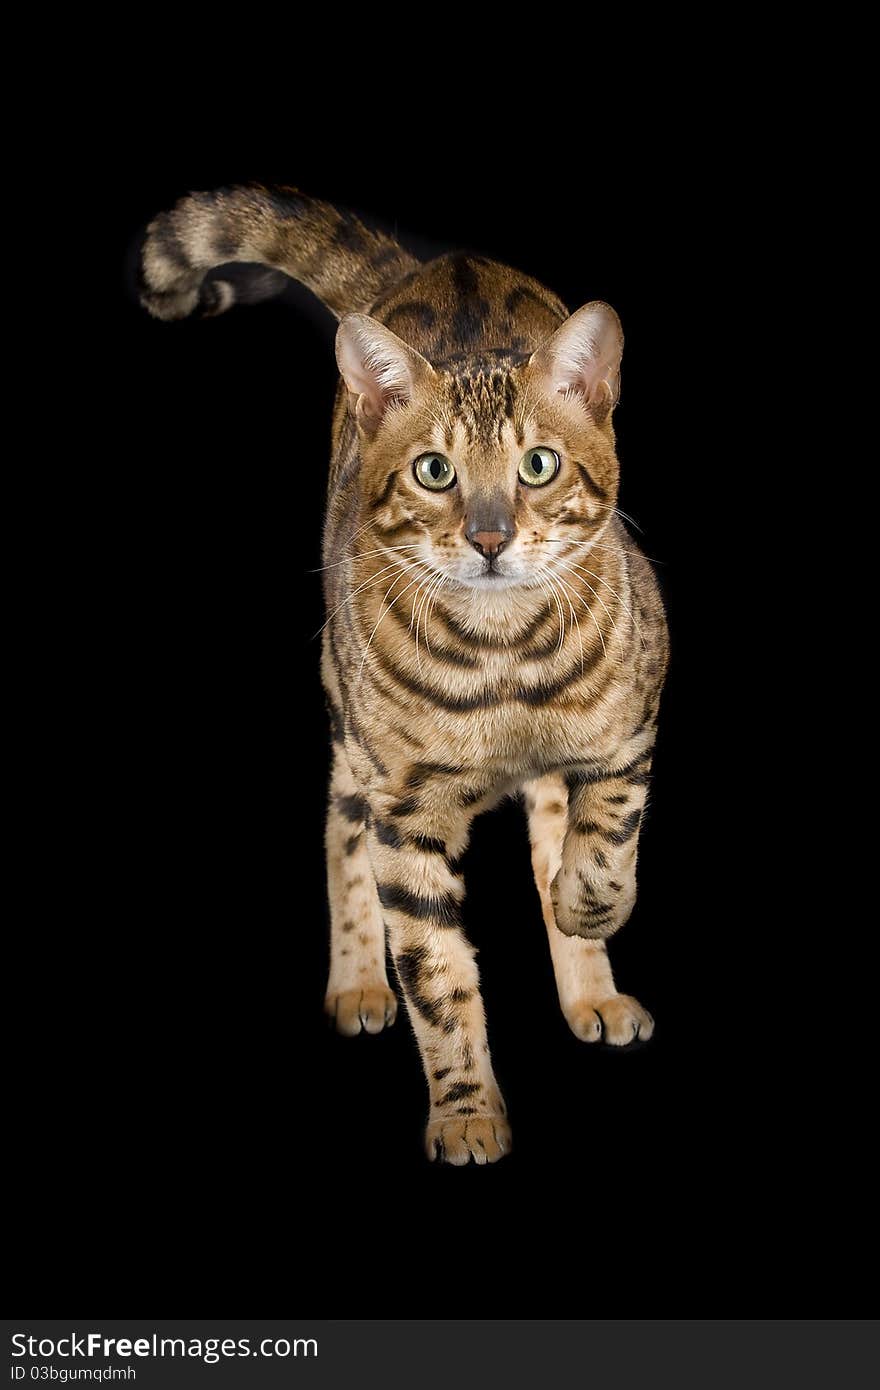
left=566, top=1003, right=604, bottom=1042
left=425, top=1115, right=512, bottom=1166
left=326, top=986, right=397, bottom=1037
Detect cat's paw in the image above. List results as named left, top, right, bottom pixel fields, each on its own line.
left=550, top=868, right=618, bottom=939
left=425, top=1115, right=512, bottom=1166
left=325, top=985, right=397, bottom=1036
left=566, top=994, right=653, bottom=1046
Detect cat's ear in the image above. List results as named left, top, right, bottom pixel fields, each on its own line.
left=336, top=313, right=435, bottom=433
left=528, top=302, right=623, bottom=423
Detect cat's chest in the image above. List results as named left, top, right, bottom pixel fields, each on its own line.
left=356, top=641, right=630, bottom=779
left=437, top=675, right=619, bottom=770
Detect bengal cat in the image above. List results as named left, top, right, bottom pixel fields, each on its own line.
left=138, top=183, right=669, bottom=1165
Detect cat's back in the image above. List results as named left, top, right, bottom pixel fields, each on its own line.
left=368, top=251, right=570, bottom=362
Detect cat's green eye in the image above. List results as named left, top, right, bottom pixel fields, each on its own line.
left=414, top=453, right=456, bottom=491
left=518, top=447, right=559, bottom=487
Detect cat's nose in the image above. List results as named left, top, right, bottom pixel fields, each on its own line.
left=465, top=500, right=515, bottom=559
left=468, top=530, right=510, bottom=559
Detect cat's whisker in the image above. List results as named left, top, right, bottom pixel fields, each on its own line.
left=558, top=579, right=585, bottom=674
left=553, top=559, right=647, bottom=651
left=539, top=540, right=644, bottom=637
left=358, top=568, right=428, bottom=682
left=411, top=577, right=428, bottom=673
left=312, top=557, right=420, bottom=638
left=419, top=570, right=446, bottom=663
left=539, top=538, right=665, bottom=565
left=411, top=569, right=441, bottom=674
left=357, top=564, right=434, bottom=684
left=542, top=566, right=584, bottom=672
left=534, top=565, right=566, bottom=662
left=309, top=543, right=421, bottom=574
left=539, top=567, right=567, bottom=658
left=549, top=568, right=608, bottom=659
left=422, top=403, right=452, bottom=437
left=408, top=578, right=426, bottom=635
left=591, top=502, right=644, bottom=532
left=314, top=558, right=414, bottom=636
left=406, top=573, right=430, bottom=675
left=550, top=557, right=619, bottom=634
left=424, top=573, right=447, bottom=658
left=541, top=539, right=625, bottom=552
left=530, top=580, right=556, bottom=653
left=550, top=579, right=567, bottom=661
left=414, top=571, right=434, bottom=669
left=323, top=514, right=373, bottom=565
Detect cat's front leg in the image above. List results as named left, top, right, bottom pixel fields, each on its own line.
left=365, top=791, right=511, bottom=1165
left=527, top=737, right=656, bottom=1045
left=324, top=739, right=397, bottom=1036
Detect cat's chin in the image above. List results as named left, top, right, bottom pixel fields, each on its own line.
left=454, top=573, right=531, bottom=592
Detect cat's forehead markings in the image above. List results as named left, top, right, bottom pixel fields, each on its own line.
left=441, top=370, right=522, bottom=450
left=445, top=416, right=523, bottom=469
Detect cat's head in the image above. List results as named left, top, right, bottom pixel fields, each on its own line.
left=335, top=303, right=623, bottom=590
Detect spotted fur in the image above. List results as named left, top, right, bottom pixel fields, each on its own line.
left=139, top=182, right=669, bottom=1166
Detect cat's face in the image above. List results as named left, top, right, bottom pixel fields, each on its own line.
left=336, top=303, right=623, bottom=595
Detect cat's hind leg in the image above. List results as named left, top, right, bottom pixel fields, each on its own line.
left=324, top=742, right=397, bottom=1036
left=523, top=772, right=653, bottom=1045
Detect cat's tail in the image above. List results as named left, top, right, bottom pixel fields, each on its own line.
left=137, top=183, right=419, bottom=322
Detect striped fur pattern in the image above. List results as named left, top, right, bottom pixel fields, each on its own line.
left=139, top=184, right=669, bottom=1165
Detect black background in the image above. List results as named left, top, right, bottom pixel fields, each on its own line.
left=14, top=109, right=863, bottom=1314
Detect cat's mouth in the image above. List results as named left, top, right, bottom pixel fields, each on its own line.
left=433, top=550, right=534, bottom=590
left=458, top=567, right=525, bottom=591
